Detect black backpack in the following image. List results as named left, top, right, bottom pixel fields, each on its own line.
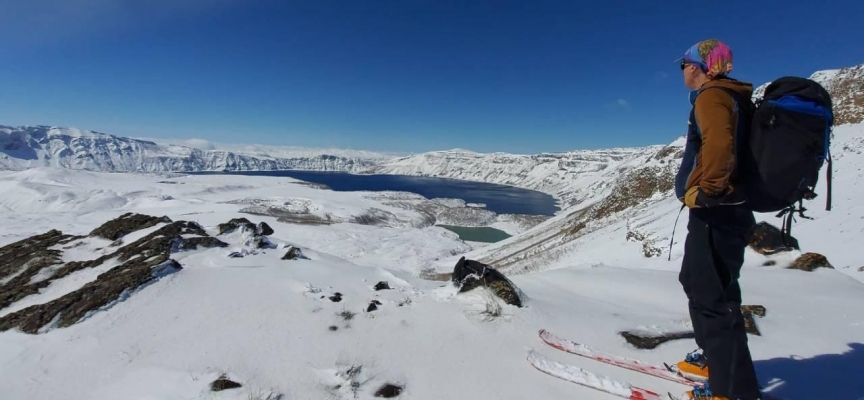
left=719, top=77, right=834, bottom=234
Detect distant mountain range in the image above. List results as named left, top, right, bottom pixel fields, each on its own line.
left=0, top=126, right=386, bottom=173
left=2, top=62, right=861, bottom=207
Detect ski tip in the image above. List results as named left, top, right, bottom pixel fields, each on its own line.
left=667, top=392, right=680, bottom=400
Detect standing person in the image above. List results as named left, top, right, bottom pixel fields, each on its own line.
left=673, top=39, right=762, bottom=400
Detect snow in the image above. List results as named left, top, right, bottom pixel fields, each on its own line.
left=440, top=122, right=864, bottom=285
left=140, top=136, right=400, bottom=161
left=46, top=127, right=103, bottom=138
left=0, top=256, right=122, bottom=319
left=367, top=146, right=663, bottom=207
left=527, top=350, right=633, bottom=397
left=0, top=125, right=386, bottom=173
left=1, top=153, right=863, bottom=399
left=0, top=65, right=862, bottom=398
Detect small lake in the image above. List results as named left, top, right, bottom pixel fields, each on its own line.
left=196, top=170, right=559, bottom=216
left=437, top=225, right=512, bottom=243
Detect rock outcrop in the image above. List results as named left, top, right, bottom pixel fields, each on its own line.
left=452, top=257, right=524, bottom=307
left=0, top=215, right=230, bottom=334
left=89, top=213, right=171, bottom=240
left=749, top=222, right=799, bottom=255
left=218, top=218, right=275, bottom=249
left=282, top=246, right=304, bottom=260
left=789, top=253, right=833, bottom=271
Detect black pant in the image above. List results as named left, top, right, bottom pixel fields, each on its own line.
left=679, top=206, right=760, bottom=399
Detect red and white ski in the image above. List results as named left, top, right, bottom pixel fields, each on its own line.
left=539, top=329, right=697, bottom=386
left=527, top=350, right=664, bottom=400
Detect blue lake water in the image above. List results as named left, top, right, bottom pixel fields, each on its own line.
left=437, top=225, right=513, bottom=243
left=194, top=170, right=559, bottom=216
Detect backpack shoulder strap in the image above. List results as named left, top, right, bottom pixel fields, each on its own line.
left=698, top=86, right=754, bottom=115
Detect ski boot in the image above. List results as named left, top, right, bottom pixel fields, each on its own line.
left=673, top=350, right=709, bottom=382
left=672, top=383, right=730, bottom=400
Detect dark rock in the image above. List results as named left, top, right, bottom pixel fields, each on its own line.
left=789, top=252, right=833, bottom=271
left=642, top=242, right=662, bottom=258
left=567, top=221, right=586, bottom=236
left=859, top=266, right=864, bottom=272
left=740, top=305, right=766, bottom=336
left=591, top=166, right=676, bottom=220
left=620, top=330, right=696, bottom=350
left=339, top=310, right=356, bottom=321
left=741, top=305, right=766, bottom=317
left=250, top=236, right=272, bottom=249
left=452, top=257, right=524, bottom=307
left=329, top=293, right=343, bottom=302
left=762, top=260, right=777, bottom=267
left=257, top=222, right=274, bottom=236
left=89, top=213, right=172, bottom=240
left=228, top=251, right=245, bottom=258
left=0, top=219, right=227, bottom=334
left=367, top=300, right=382, bottom=312
left=622, top=306, right=766, bottom=347
left=281, top=246, right=303, bottom=260
left=626, top=230, right=646, bottom=242
left=653, top=145, right=683, bottom=160
left=0, top=230, right=70, bottom=283
left=217, top=218, right=256, bottom=235
left=329, top=325, right=339, bottom=331
left=210, top=376, right=242, bottom=392
left=749, top=222, right=799, bottom=255
left=0, top=230, right=75, bottom=310
left=218, top=218, right=274, bottom=249
left=177, top=236, right=230, bottom=251
left=374, top=383, right=403, bottom=398
left=374, top=281, right=391, bottom=291
left=742, top=313, right=759, bottom=336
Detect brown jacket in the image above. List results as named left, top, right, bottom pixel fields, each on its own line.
left=685, top=79, right=753, bottom=200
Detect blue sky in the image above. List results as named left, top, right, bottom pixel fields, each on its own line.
left=1, top=0, right=862, bottom=154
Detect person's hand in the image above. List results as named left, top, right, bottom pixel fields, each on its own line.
left=684, top=186, right=719, bottom=208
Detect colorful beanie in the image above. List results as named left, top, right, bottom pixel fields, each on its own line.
left=678, top=39, right=733, bottom=78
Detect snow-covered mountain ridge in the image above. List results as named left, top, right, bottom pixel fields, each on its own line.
left=378, top=63, right=864, bottom=205
left=1, top=152, right=862, bottom=400
left=2, top=63, right=861, bottom=209
left=753, top=63, right=863, bottom=125
left=0, top=64, right=863, bottom=400
left=0, top=123, right=665, bottom=206
left=0, top=125, right=387, bottom=173
left=365, top=146, right=665, bottom=207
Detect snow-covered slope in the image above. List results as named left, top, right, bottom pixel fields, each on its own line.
left=4, top=66, right=859, bottom=211
left=754, top=63, right=863, bottom=126
left=142, top=136, right=402, bottom=161
left=1, top=168, right=863, bottom=400
left=380, top=63, right=864, bottom=205
left=366, top=147, right=666, bottom=207
left=0, top=125, right=388, bottom=173
left=432, top=63, right=864, bottom=280
left=425, top=123, right=864, bottom=286
left=815, top=64, right=864, bottom=125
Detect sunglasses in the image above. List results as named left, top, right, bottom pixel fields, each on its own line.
left=680, top=61, right=707, bottom=71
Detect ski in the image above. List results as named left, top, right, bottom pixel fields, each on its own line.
left=539, top=329, right=698, bottom=386
left=527, top=350, right=664, bottom=400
